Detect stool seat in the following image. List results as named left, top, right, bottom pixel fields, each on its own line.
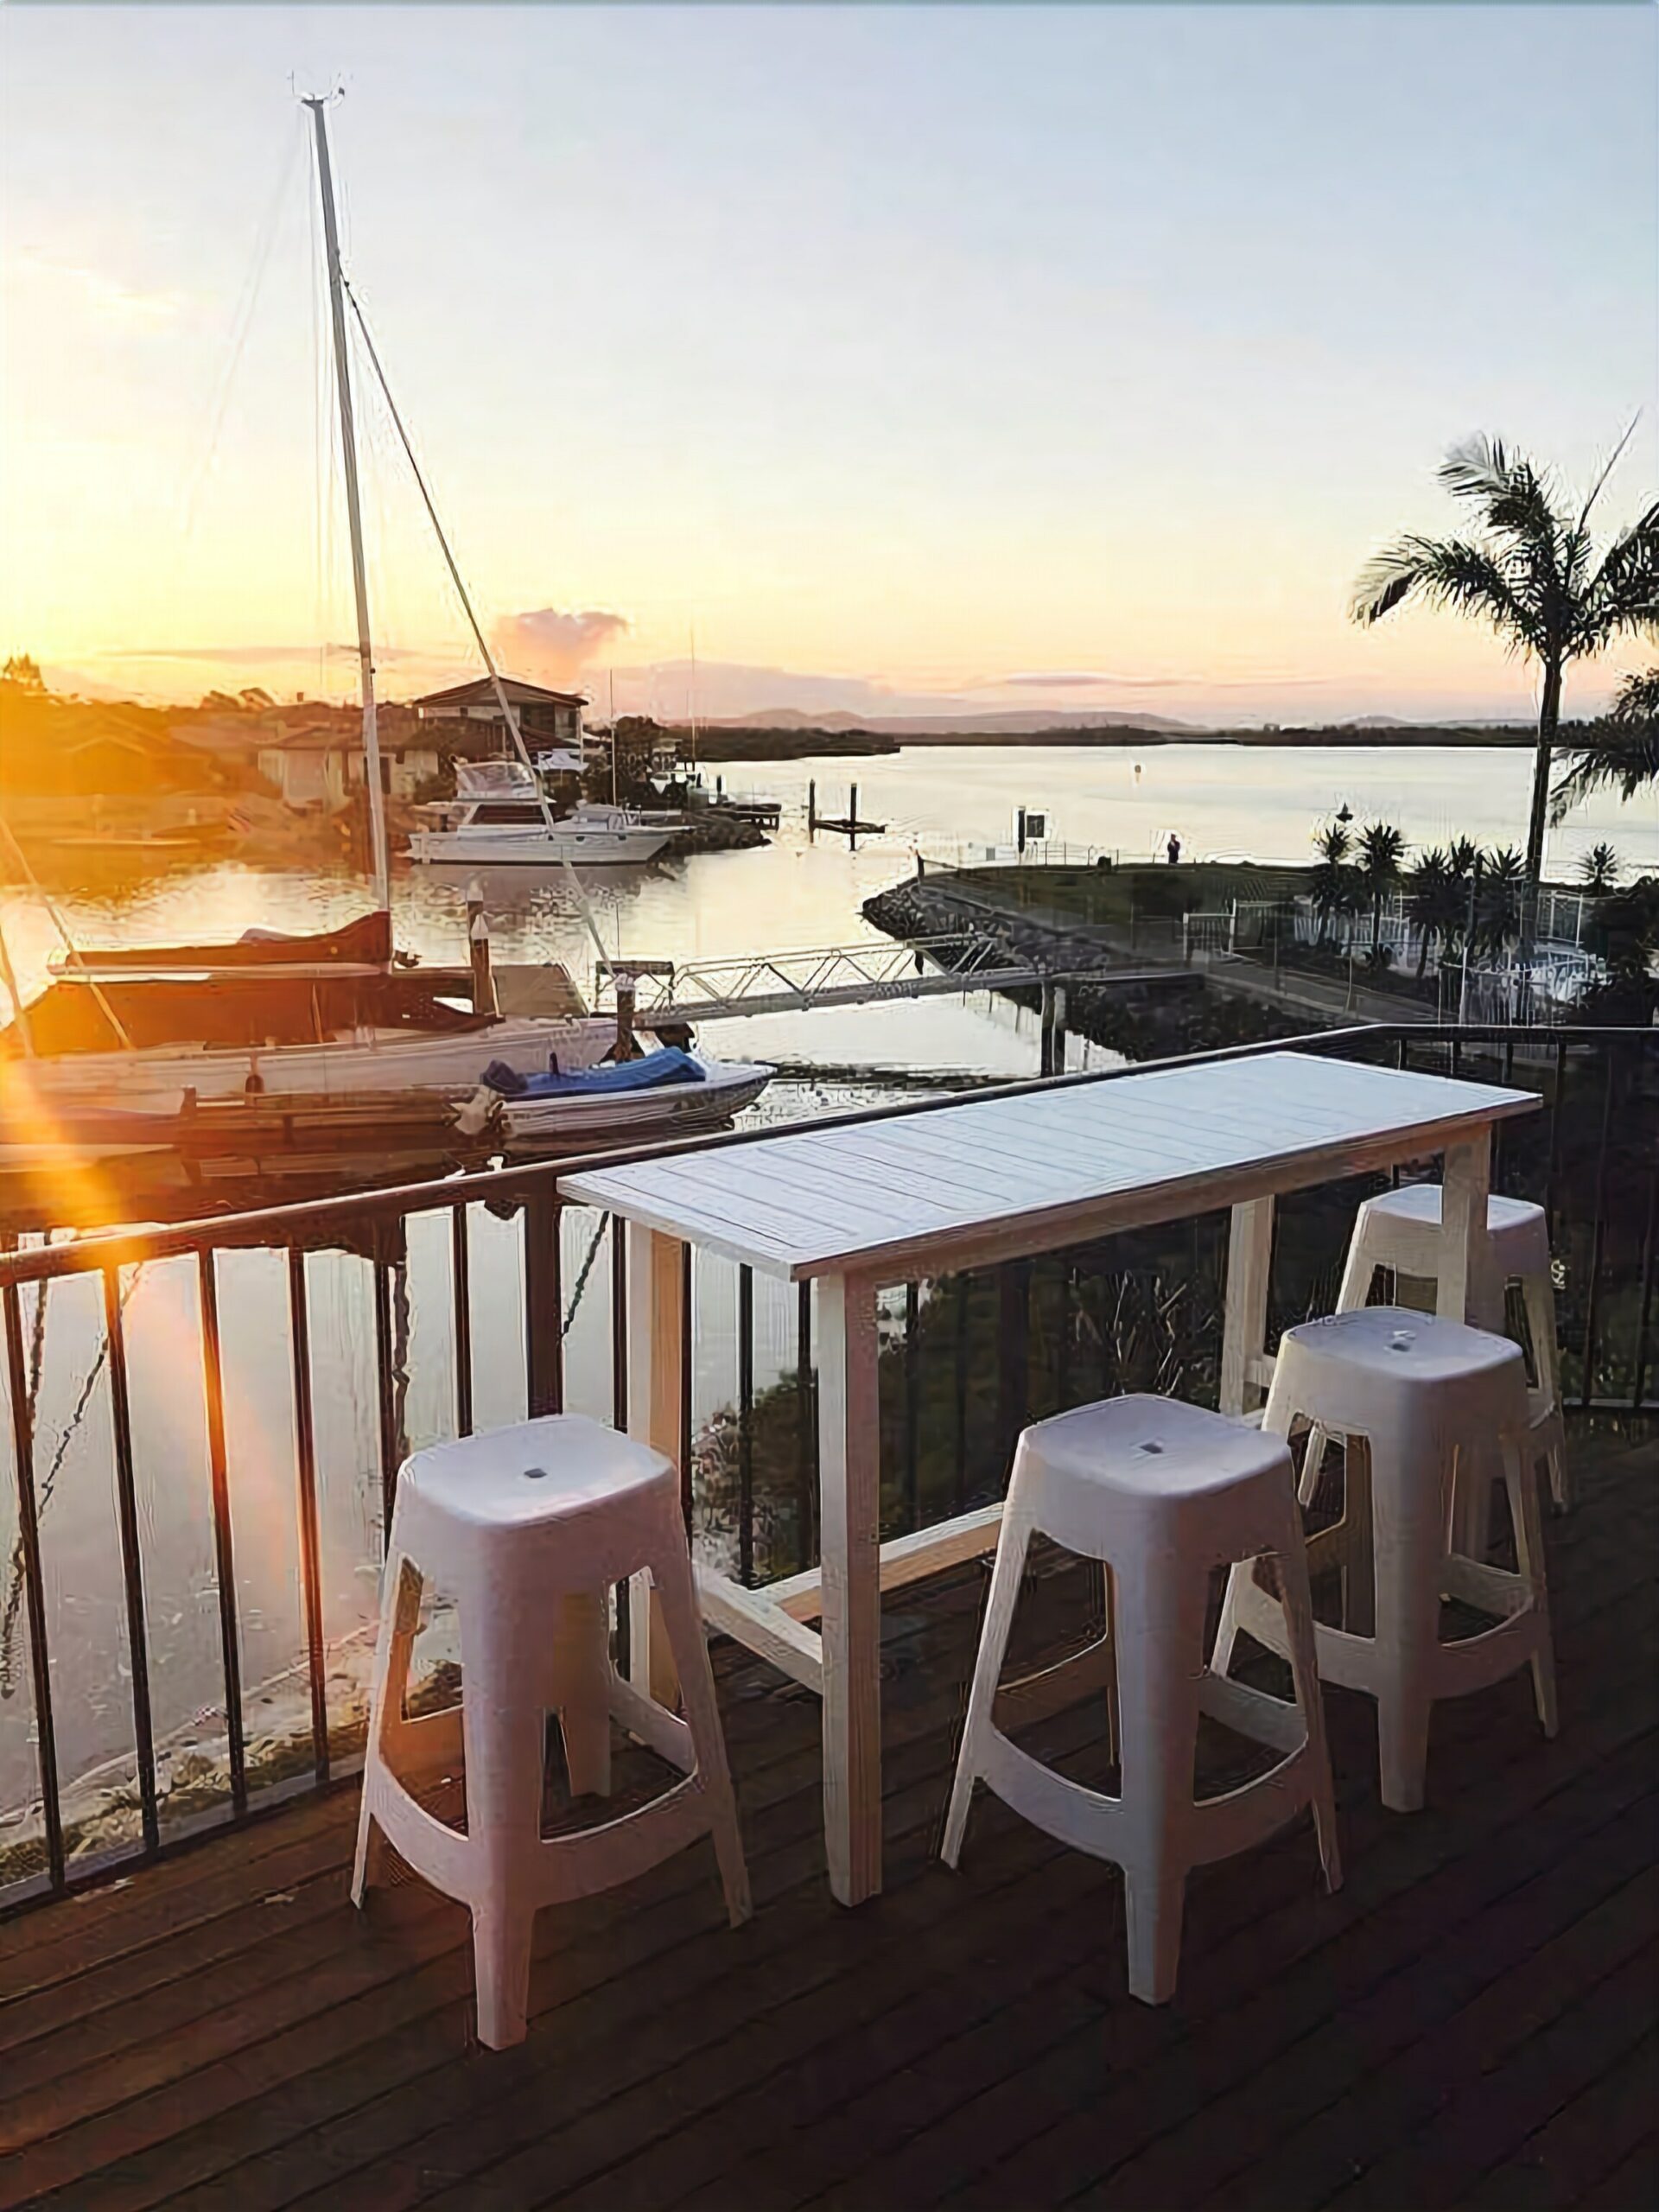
left=1022, top=1393, right=1291, bottom=1504
left=353, top=1413, right=749, bottom=2049
left=1217, top=1307, right=1556, bottom=1815
left=1282, top=1306, right=1523, bottom=1404
left=1360, top=1185, right=1550, bottom=1276
left=943, top=1394, right=1339, bottom=2006
left=403, top=1420, right=671, bottom=1529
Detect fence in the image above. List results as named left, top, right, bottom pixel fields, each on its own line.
left=0, top=1025, right=1653, bottom=1914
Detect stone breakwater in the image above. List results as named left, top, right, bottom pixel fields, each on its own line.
left=861, top=875, right=1319, bottom=1059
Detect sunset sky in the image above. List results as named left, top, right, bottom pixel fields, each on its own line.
left=3, top=2, right=1654, bottom=725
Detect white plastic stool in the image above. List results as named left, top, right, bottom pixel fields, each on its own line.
left=353, top=1413, right=750, bottom=2049
left=942, top=1395, right=1340, bottom=2005
left=1327, top=1185, right=1567, bottom=1513
left=1216, top=1308, right=1556, bottom=1817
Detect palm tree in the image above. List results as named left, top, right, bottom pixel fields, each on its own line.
left=1580, top=842, right=1621, bottom=897
left=1472, top=845, right=1526, bottom=960
left=1309, top=820, right=1356, bottom=950
left=1356, top=821, right=1408, bottom=966
left=1351, top=434, right=1659, bottom=954
left=1404, top=845, right=1459, bottom=979
left=1551, top=669, right=1659, bottom=822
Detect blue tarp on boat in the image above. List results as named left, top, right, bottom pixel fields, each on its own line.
left=480, top=1046, right=706, bottom=1099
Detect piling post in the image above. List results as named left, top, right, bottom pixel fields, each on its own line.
left=849, top=784, right=859, bottom=849
left=614, top=974, right=639, bottom=1061
left=1039, top=976, right=1058, bottom=1076
left=808, top=779, right=817, bottom=835
left=466, top=881, right=496, bottom=1014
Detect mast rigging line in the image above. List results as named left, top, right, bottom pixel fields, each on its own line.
left=340, top=276, right=615, bottom=978
left=0, top=818, right=134, bottom=1052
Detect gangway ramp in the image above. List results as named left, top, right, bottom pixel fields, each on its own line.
left=593, top=934, right=1177, bottom=1026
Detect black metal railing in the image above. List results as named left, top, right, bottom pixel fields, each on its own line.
left=0, top=1024, right=1652, bottom=1914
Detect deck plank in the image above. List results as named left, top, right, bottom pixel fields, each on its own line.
left=0, top=1422, right=1650, bottom=2212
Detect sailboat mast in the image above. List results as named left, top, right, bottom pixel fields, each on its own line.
left=304, top=96, right=390, bottom=912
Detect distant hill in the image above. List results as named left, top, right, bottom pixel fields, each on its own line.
left=700, top=705, right=1198, bottom=737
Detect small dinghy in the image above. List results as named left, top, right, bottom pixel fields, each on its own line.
left=455, top=1045, right=773, bottom=1154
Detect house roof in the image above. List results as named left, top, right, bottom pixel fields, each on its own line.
left=413, top=677, right=587, bottom=712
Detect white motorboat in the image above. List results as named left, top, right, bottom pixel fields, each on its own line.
left=455, top=1046, right=773, bottom=1154
left=407, top=760, right=678, bottom=868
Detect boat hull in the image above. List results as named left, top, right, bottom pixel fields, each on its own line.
left=495, top=1062, right=773, bottom=1154
left=1, top=1016, right=621, bottom=1122
left=408, top=825, right=674, bottom=866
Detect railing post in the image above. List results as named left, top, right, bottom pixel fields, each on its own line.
left=3, top=1279, right=63, bottom=1891
left=524, top=1191, right=564, bottom=1420
left=738, top=1264, right=755, bottom=1586
left=287, top=1247, right=331, bottom=1785
left=996, top=1260, right=1032, bottom=1467
left=103, top=1263, right=159, bottom=1857
left=196, top=1249, right=247, bottom=1818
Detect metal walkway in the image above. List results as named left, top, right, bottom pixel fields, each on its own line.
left=593, top=934, right=1176, bottom=1025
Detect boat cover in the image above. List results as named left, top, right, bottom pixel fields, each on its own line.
left=482, top=1046, right=705, bottom=1098
left=60, top=911, right=394, bottom=974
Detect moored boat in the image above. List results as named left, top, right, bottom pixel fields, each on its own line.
left=454, top=1044, right=774, bottom=1154
left=407, top=760, right=677, bottom=868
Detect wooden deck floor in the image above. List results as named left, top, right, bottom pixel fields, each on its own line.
left=1, top=1421, right=1653, bottom=2211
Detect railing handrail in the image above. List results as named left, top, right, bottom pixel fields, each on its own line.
left=2, top=1022, right=1650, bottom=1288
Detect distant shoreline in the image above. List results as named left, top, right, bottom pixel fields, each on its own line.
left=683, top=721, right=1542, bottom=764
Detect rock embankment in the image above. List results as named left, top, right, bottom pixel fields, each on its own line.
left=664, top=810, right=770, bottom=855
left=862, top=875, right=1319, bottom=1059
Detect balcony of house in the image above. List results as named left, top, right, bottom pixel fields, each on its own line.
left=0, top=1026, right=1654, bottom=2210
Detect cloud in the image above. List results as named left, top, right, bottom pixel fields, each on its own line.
left=490, top=607, right=631, bottom=688
left=98, top=644, right=424, bottom=666
left=996, top=671, right=1183, bottom=690
left=8, top=250, right=181, bottom=329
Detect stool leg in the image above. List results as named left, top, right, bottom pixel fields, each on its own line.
left=1522, top=1273, right=1569, bottom=1514
left=1503, top=1433, right=1559, bottom=1739
left=1211, top=1560, right=1246, bottom=1681
left=942, top=1503, right=1033, bottom=1869
left=1274, top=1533, right=1341, bottom=1893
left=353, top=1551, right=422, bottom=1908
left=461, top=1692, right=548, bottom=2050
left=553, top=1591, right=613, bottom=1800
left=1115, top=1566, right=1207, bottom=2004
left=652, top=1535, right=752, bottom=1927
left=1371, top=1435, right=1446, bottom=1815
left=1102, top=1561, right=1121, bottom=1766
left=1300, top=1227, right=1381, bottom=1494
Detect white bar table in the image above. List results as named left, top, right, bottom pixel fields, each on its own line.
left=561, top=1049, right=1537, bottom=1907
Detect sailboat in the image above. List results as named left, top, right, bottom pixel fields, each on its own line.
left=0, top=99, right=770, bottom=1219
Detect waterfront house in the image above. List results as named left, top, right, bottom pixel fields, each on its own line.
left=257, top=721, right=445, bottom=810
left=413, top=674, right=587, bottom=751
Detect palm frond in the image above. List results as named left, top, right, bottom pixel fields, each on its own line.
left=1550, top=730, right=1659, bottom=819
left=1438, top=435, right=1515, bottom=505
left=1350, top=535, right=1536, bottom=645
left=1575, top=414, right=1641, bottom=536
left=1580, top=500, right=1659, bottom=645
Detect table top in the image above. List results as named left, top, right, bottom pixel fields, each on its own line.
left=560, top=1050, right=1538, bottom=1284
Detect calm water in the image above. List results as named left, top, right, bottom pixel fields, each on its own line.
left=1, top=742, right=1652, bottom=1853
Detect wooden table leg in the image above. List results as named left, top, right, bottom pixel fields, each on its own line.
left=1220, top=1196, right=1275, bottom=1418
left=1438, top=1135, right=1496, bottom=1327
left=817, top=1271, right=883, bottom=1906
left=626, top=1221, right=685, bottom=1710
